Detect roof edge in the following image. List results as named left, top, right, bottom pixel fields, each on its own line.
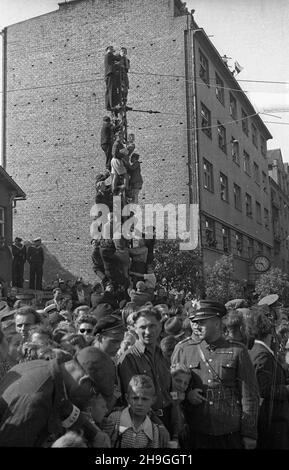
left=0, top=166, right=26, bottom=199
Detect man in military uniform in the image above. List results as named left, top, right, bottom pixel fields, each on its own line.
left=171, top=300, right=259, bottom=449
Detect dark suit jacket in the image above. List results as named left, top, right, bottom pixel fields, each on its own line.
left=250, top=341, right=289, bottom=448
left=104, top=51, right=119, bottom=77
left=101, top=122, right=113, bottom=146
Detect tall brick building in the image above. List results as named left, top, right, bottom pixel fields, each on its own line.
left=1, top=0, right=274, bottom=285
left=1, top=0, right=192, bottom=282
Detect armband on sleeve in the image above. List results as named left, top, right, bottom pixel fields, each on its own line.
left=61, top=404, right=80, bottom=428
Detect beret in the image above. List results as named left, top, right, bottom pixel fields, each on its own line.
left=93, top=314, right=125, bottom=335
left=75, top=347, right=115, bottom=399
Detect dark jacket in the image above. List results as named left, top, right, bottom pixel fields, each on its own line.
left=95, top=186, right=113, bottom=212
left=101, top=122, right=113, bottom=146
left=118, top=340, right=172, bottom=412
left=12, top=244, right=26, bottom=265
left=249, top=341, right=289, bottom=448
left=104, top=51, right=119, bottom=77
left=27, top=245, right=44, bottom=265
left=128, top=161, right=143, bottom=189
left=0, top=359, right=68, bottom=446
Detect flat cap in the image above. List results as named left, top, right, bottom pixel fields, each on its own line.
left=258, top=294, right=279, bottom=307
left=93, top=314, right=124, bottom=336
left=189, top=299, right=227, bottom=321
left=75, top=347, right=115, bottom=399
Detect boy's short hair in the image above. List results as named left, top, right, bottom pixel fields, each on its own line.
left=127, top=374, right=155, bottom=396
left=170, top=363, right=191, bottom=376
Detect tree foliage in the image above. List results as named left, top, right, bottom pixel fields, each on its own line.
left=255, top=267, right=289, bottom=305
left=204, top=254, right=245, bottom=304
left=153, top=239, right=203, bottom=295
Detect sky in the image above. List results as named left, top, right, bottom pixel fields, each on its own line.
left=186, top=0, right=289, bottom=162
left=0, top=0, right=289, bottom=161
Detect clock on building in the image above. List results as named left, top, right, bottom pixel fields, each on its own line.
left=253, top=255, right=271, bottom=273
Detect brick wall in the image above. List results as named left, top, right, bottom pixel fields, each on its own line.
left=4, top=0, right=190, bottom=282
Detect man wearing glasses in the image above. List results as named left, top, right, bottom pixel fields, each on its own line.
left=76, top=314, right=97, bottom=345
left=0, top=346, right=115, bottom=446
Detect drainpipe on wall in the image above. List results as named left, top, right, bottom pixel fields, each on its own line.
left=184, top=15, right=204, bottom=296
left=1, top=27, right=7, bottom=169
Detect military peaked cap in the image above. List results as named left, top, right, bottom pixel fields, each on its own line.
left=258, top=294, right=279, bottom=307
left=189, top=299, right=227, bottom=321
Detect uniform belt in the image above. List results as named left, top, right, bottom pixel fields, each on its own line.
left=205, top=387, right=238, bottom=401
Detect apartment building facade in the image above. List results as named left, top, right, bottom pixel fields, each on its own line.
left=267, top=149, right=289, bottom=273
left=191, top=28, right=273, bottom=284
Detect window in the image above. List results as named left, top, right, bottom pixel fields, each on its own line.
left=252, top=124, right=258, bottom=148
left=257, top=241, right=263, bottom=253
left=235, top=232, right=243, bottom=256
left=248, top=237, right=254, bottom=258
left=262, top=171, right=267, bottom=192
left=204, top=217, right=217, bottom=248
left=220, top=173, right=229, bottom=202
left=200, top=103, right=212, bottom=138
left=245, top=193, right=253, bottom=217
left=256, top=201, right=262, bottom=224
left=234, top=183, right=242, bottom=211
left=231, top=138, right=240, bottom=165
left=215, top=73, right=224, bottom=105
left=222, top=226, right=230, bottom=253
left=199, top=50, right=209, bottom=85
left=242, top=109, right=249, bottom=135
left=274, top=240, right=280, bottom=256
left=203, top=159, right=214, bottom=192
left=253, top=162, right=260, bottom=184
left=217, top=122, right=227, bottom=153
left=0, top=207, right=4, bottom=238
left=264, top=208, right=269, bottom=229
left=229, top=93, right=237, bottom=119
left=243, top=151, right=251, bottom=175
left=261, top=136, right=267, bottom=156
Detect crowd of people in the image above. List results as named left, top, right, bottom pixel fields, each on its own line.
left=0, top=282, right=289, bottom=449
